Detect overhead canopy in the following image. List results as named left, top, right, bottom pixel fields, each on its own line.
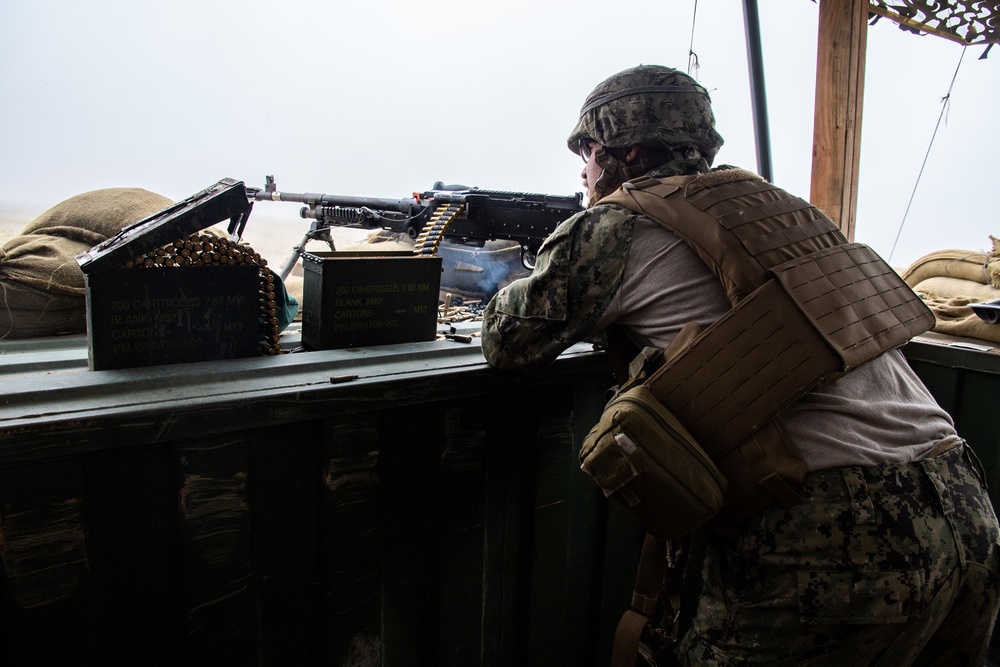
left=868, top=1, right=1000, bottom=45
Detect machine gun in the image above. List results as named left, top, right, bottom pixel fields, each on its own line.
left=247, top=176, right=584, bottom=281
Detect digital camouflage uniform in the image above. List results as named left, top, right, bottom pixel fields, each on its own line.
left=678, top=444, right=1000, bottom=666
left=480, top=202, right=634, bottom=370
left=480, top=65, right=1000, bottom=665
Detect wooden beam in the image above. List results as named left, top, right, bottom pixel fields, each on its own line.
left=810, top=0, right=868, bottom=240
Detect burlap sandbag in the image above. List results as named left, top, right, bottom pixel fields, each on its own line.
left=919, top=294, right=1000, bottom=345
left=900, top=238, right=1000, bottom=345
left=987, top=235, right=1000, bottom=288
left=910, top=276, right=1000, bottom=345
left=901, top=248, right=991, bottom=287
left=913, top=276, right=999, bottom=304
left=0, top=188, right=172, bottom=339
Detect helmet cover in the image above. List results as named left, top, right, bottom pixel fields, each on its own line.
left=568, top=65, right=724, bottom=164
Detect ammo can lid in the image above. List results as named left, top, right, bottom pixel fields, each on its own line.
left=301, top=250, right=419, bottom=262
left=76, top=178, right=252, bottom=275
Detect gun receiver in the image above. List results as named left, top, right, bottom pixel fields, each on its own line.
left=248, top=175, right=584, bottom=281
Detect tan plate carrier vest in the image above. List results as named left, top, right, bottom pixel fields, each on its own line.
left=601, top=169, right=935, bottom=531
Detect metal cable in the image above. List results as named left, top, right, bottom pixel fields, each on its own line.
left=889, top=45, right=967, bottom=263
left=687, top=0, right=700, bottom=78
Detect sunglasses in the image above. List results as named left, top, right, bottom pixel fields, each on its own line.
left=578, top=138, right=598, bottom=163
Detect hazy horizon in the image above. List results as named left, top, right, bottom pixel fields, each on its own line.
left=2, top=0, right=997, bottom=268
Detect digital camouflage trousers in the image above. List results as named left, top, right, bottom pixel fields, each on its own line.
left=676, top=443, right=1000, bottom=666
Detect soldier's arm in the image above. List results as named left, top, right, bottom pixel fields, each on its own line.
left=480, top=206, right=635, bottom=370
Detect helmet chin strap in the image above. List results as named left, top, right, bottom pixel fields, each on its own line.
left=588, top=145, right=659, bottom=207
left=588, top=145, right=626, bottom=207
left=588, top=144, right=711, bottom=207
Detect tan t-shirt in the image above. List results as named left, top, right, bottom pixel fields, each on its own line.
left=597, top=216, right=960, bottom=472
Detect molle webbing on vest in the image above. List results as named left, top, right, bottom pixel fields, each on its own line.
left=603, top=171, right=933, bottom=381
left=644, top=280, right=840, bottom=454
left=772, top=243, right=935, bottom=371
left=685, top=175, right=848, bottom=275
left=739, top=216, right=842, bottom=259
left=601, top=172, right=934, bottom=522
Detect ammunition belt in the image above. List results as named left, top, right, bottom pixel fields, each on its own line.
left=119, top=232, right=284, bottom=356
left=413, top=203, right=465, bottom=256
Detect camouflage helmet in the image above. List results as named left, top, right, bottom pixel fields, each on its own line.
left=567, top=65, right=724, bottom=164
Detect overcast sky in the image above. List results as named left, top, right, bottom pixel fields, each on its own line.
left=1, top=0, right=996, bottom=268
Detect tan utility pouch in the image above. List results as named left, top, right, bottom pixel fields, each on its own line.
left=579, top=383, right=726, bottom=539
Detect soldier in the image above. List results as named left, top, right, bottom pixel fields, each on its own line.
left=480, top=65, right=1000, bottom=665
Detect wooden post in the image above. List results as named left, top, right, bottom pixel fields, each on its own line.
left=810, top=0, right=868, bottom=240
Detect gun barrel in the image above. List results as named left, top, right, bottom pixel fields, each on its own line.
left=251, top=188, right=420, bottom=215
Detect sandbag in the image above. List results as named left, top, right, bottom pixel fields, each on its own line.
left=909, top=275, right=1000, bottom=345
left=921, top=294, right=1000, bottom=345
left=900, top=238, right=1000, bottom=346
left=1, top=188, right=172, bottom=339
left=913, top=276, right=999, bottom=304
left=987, top=236, right=1000, bottom=288
left=901, top=248, right=990, bottom=287
left=21, top=188, right=171, bottom=238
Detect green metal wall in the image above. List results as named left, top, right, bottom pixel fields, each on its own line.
left=0, top=341, right=642, bottom=666
left=902, top=338, right=1000, bottom=508
left=1, top=335, right=996, bottom=665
